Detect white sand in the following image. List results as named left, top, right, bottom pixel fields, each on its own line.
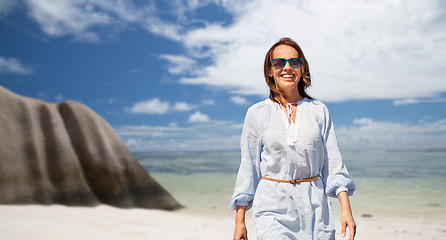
left=1, top=204, right=445, bottom=240
left=0, top=205, right=245, bottom=240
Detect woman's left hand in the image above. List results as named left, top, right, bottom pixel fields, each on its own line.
left=341, top=210, right=356, bottom=240
left=337, top=191, right=356, bottom=240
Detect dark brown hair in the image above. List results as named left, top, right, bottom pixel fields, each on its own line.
left=264, top=37, right=312, bottom=103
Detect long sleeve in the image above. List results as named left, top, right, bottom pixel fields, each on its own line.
left=321, top=105, right=355, bottom=198
left=230, top=107, right=262, bottom=210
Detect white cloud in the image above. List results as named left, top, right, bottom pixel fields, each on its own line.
left=126, top=98, right=198, bottom=114
left=150, top=0, right=445, bottom=102
left=0, top=56, right=33, bottom=74
left=126, top=98, right=170, bottom=115
left=25, top=0, right=111, bottom=39
left=230, top=95, right=248, bottom=105
left=124, top=138, right=139, bottom=146
left=159, top=54, right=197, bottom=75
left=172, top=102, right=197, bottom=112
left=188, top=111, right=210, bottom=123
left=393, top=98, right=420, bottom=105
left=174, top=0, right=446, bottom=102
left=393, top=98, right=446, bottom=105
left=23, top=0, right=155, bottom=42
left=143, top=15, right=183, bottom=41
left=336, top=118, right=446, bottom=150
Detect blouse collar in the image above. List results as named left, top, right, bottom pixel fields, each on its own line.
left=266, top=97, right=309, bottom=106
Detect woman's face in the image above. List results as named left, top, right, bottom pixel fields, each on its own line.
left=269, top=44, right=302, bottom=93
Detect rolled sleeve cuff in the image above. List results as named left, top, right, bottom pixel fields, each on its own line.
left=326, top=176, right=355, bottom=198
left=230, top=194, right=254, bottom=210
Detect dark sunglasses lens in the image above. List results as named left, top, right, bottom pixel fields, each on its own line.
left=289, top=58, right=301, bottom=68
left=273, top=59, right=286, bottom=69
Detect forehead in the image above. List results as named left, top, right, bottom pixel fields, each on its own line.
left=272, top=44, right=299, bottom=58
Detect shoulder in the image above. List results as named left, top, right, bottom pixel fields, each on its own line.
left=305, top=99, right=329, bottom=113
left=242, top=99, right=275, bottom=126
left=302, top=99, right=332, bottom=124
left=246, top=98, right=275, bottom=115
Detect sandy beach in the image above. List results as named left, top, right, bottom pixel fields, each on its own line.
left=1, top=204, right=445, bottom=240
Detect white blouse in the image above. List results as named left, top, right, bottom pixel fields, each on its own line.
left=231, top=98, right=355, bottom=239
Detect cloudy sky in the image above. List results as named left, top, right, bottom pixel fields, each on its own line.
left=1, top=0, right=445, bottom=152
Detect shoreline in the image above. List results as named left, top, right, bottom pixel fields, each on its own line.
left=149, top=172, right=446, bottom=218
left=1, top=204, right=445, bottom=240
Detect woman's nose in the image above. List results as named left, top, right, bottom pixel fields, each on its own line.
left=283, top=61, right=292, bottom=70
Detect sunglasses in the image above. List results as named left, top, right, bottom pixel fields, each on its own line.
left=272, top=58, right=302, bottom=69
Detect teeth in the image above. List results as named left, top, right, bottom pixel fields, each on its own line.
left=282, top=75, right=294, bottom=78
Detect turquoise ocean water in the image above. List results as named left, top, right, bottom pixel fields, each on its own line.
left=134, top=151, right=446, bottom=217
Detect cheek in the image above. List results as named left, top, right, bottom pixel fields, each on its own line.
left=269, top=68, right=275, bottom=77
left=272, top=69, right=282, bottom=78
left=295, top=68, right=303, bottom=76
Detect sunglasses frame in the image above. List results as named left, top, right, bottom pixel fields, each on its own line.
left=272, top=57, right=302, bottom=69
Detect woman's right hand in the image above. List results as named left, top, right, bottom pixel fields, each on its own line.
left=234, top=205, right=248, bottom=240
left=233, top=222, right=248, bottom=240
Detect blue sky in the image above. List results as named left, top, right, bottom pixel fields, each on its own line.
left=1, top=0, right=445, bottom=152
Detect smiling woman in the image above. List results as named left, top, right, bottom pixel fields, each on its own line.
left=231, top=38, right=356, bottom=240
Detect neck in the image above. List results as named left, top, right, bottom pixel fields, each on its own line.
left=279, top=93, right=303, bottom=105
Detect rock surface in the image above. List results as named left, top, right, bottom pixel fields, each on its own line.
left=0, top=86, right=182, bottom=210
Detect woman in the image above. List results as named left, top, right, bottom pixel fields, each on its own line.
left=231, top=38, right=356, bottom=240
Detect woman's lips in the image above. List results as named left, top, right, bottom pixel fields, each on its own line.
left=281, top=74, right=295, bottom=80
